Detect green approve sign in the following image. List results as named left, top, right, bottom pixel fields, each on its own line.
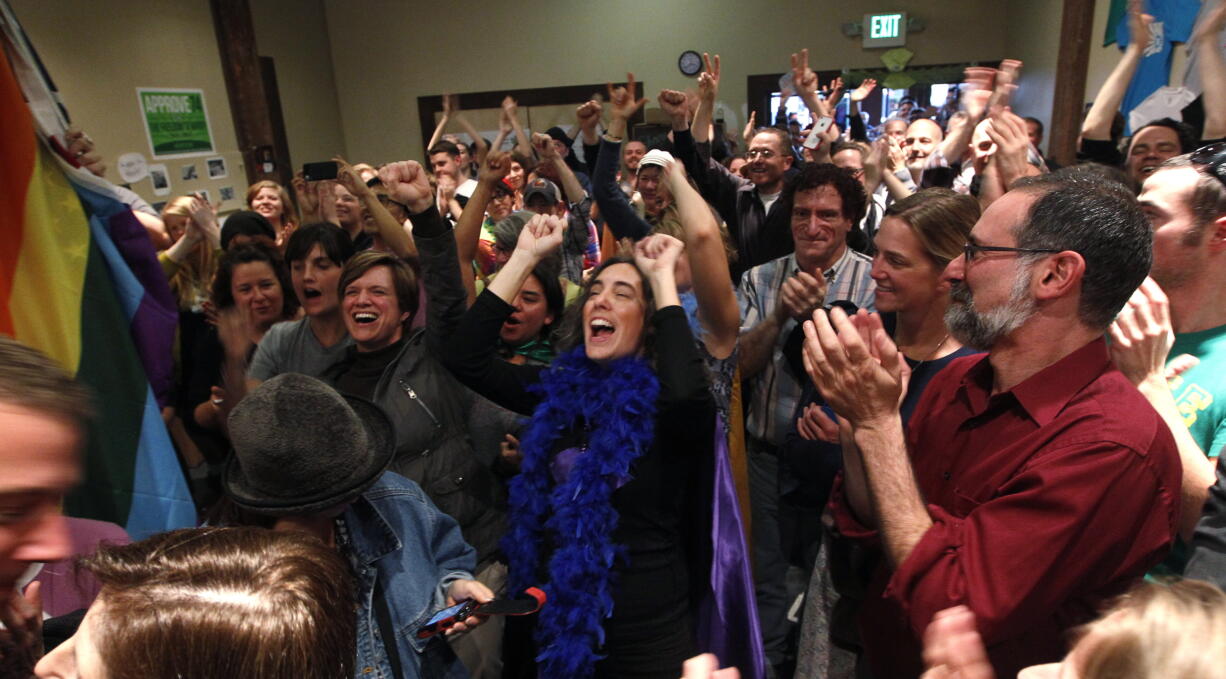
left=138, top=88, right=215, bottom=156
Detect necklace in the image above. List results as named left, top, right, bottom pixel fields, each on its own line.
left=903, top=333, right=950, bottom=367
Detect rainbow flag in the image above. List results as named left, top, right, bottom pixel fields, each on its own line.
left=1, top=11, right=194, bottom=537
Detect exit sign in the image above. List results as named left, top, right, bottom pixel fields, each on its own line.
left=863, top=12, right=907, bottom=48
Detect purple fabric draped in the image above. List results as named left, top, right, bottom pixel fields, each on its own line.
left=697, top=416, right=767, bottom=679
left=74, top=183, right=177, bottom=406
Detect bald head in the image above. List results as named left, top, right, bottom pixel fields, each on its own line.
left=904, top=118, right=944, bottom=166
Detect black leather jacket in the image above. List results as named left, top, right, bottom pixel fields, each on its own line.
left=325, top=209, right=504, bottom=567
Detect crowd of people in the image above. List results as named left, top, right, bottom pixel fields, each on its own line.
left=5, top=2, right=1226, bottom=677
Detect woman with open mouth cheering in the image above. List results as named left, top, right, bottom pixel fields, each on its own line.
left=441, top=214, right=716, bottom=679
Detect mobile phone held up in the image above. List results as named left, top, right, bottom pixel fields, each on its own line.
left=302, top=161, right=338, bottom=182
left=416, top=587, right=547, bottom=639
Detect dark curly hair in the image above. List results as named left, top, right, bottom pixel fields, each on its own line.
left=211, top=244, right=298, bottom=318
left=784, top=162, right=868, bottom=224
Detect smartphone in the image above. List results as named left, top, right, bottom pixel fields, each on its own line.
left=416, top=601, right=478, bottom=639
left=803, top=116, right=834, bottom=149
left=415, top=587, right=547, bottom=639
left=302, top=161, right=338, bottom=182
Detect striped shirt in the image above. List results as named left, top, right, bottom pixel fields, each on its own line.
left=738, top=247, right=876, bottom=446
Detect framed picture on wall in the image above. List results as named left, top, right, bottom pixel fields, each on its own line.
left=207, top=157, right=228, bottom=179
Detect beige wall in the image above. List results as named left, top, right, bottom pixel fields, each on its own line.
left=10, top=0, right=246, bottom=211
left=250, top=0, right=347, bottom=169
left=10, top=0, right=342, bottom=212
left=322, top=0, right=1013, bottom=164
left=1004, top=0, right=1062, bottom=154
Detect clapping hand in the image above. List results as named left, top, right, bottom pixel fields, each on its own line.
left=1109, top=277, right=1175, bottom=388
left=984, top=107, right=1034, bottom=183
left=801, top=308, right=905, bottom=428
left=501, top=95, right=518, bottom=121
left=776, top=271, right=827, bottom=321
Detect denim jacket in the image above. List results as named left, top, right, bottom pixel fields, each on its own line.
left=343, top=472, right=475, bottom=679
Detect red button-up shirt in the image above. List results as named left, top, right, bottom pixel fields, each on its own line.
left=830, top=338, right=1180, bottom=678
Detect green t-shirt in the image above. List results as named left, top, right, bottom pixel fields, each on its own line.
left=1169, top=323, right=1226, bottom=459
left=1150, top=323, right=1226, bottom=578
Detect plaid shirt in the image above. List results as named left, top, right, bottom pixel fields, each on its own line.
left=738, top=247, right=876, bottom=446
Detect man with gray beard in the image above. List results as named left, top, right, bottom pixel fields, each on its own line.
left=799, top=176, right=1181, bottom=678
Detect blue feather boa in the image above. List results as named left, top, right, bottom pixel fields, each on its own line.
left=502, top=346, right=660, bottom=678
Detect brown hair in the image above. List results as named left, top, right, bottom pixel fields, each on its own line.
left=0, top=336, right=93, bottom=425
left=1159, top=154, right=1226, bottom=240
left=883, top=188, right=980, bottom=268
left=210, top=244, right=299, bottom=319
left=245, top=180, right=300, bottom=228
left=1077, top=579, right=1226, bottom=679
left=338, top=250, right=420, bottom=326
left=551, top=254, right=657, bottom=358
left=84, top=526, right=355, bottom=679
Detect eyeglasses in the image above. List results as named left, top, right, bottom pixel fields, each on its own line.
left=1191, top=141, right=1226, bottom=189
left=745, top=149, right=777, bottom=160
left=962, top=243, right=1061, bottom=263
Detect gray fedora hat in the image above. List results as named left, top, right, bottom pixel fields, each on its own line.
left=223, top=373, right=395, bottom=515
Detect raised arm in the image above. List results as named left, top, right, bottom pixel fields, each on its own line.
left=1110, top=279, right=1216, bottom=539
left=847, top=79, right=877, bottom=143
left=532, top=133, right=586, bottom=205
left=661, top=160, right=738, bottom=359
left=939, top=63, right=1012, bottom=167
left=691, top=53, right=721, bottom=145
left=490, top=106, right=512, bottom=154
left=635, top=236, right=717, bottom=412
left=980, top=108, right=1042, bottom=206
left=439, top=215, right=566, bottom=414
left=452, top=107, right=490, bottom=166
left=455, top=151, right=512, bottom=305
left=790, top=49, right=839, bottom=134
left=164, top=195, right=220, bottom=267
left=1193, top=1, right=1226, bottom=140
left=1083, top=2, right=1152, bottom=140
left=575, top=99, right=604, bottom=176
left=379, top=161, right=464, bottom=351
left=336, top=156, right=417, bottom=259
left=594, top=74, right=653, bottom=241
left=502, top=96, right=533, bottom=159
left=427, top=94, right=455, bottom=152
